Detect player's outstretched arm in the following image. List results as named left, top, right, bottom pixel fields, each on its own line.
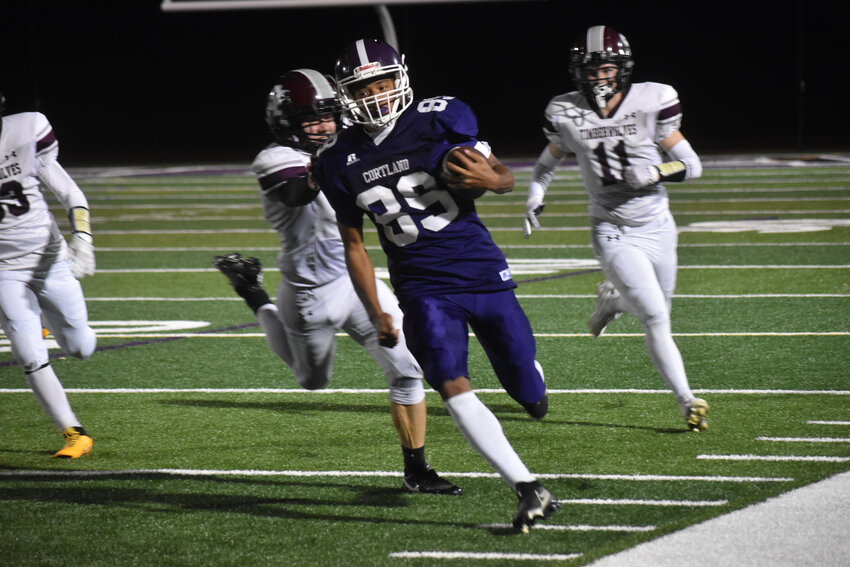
left=339, top=224, right=398, bottom=348
left=38, top=158, right=96, bottom=278
left=524, top=143, right=565, bottom=238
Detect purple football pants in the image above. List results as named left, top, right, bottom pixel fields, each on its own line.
left=401, top=289, right=545, bottom=406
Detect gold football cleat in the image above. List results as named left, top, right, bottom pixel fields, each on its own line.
left=54, top=427, right=93, bottom=459
left=686, top=398, right=710, bottom=432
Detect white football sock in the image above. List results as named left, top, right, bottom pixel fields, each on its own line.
left=25, top=365, right=81, bottom=431
left=643, top=318, right=694, bottom=412
left=256, top=304, right=294, bottom=367
left=444, top=390, right=535, bottom=487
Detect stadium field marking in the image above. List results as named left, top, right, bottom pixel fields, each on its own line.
left=70, top=293, right=850, bottom=301
left=87, top=265, right=850, bottom=274
left=91, top=242, right=850, bottom=252
left=0, top=469, right=793, bottom=483
left=535, top=332, right=850, bottom=337
left=808, top=420, right=850, bottom=425
left=388, top=551, right=582, bottom=562
left=697, top=455, right=850, bottom=462
left=0, top=388, right=847, bottom=397
left=558, top=498, right=727, bottom=507
left=478, top=523, right=656, bottom=532
left=756, top=437, right=850, bottom=443
left=10, top=332, right=847, bottom=346
left=515, top=294, right=850, bottom=299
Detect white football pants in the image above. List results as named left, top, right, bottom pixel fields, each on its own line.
left=260, top=274, right=424, bottom=405
left=0, top=258, right=96, bottom=371
left=591, top=211, right=695, bottom=411
left=0, top=258, right=96, bottom=430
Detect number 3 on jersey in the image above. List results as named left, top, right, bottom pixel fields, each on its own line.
left=0, top=180, right=31, bottom=222
left=356, top=172, right=459, bottom=247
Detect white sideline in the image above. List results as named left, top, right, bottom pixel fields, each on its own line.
left=586, top=470, right=850, bottom=567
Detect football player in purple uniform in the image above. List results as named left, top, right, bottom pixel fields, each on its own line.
left=215, top=70, right=459, bottom=495
left=523, top=26, right=709, bottom=432
left=0, top=91, right=97, bottom=458
left=313, top=39, right=558, bottom=533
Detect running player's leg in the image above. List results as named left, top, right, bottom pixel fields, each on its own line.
left=38, top=259, right=95, bottom=360
left=343, top=278, right=459, bottom=493
left=595, top=220, right=696, bottom=413
left=0, top=269, right=91, bottom=455
left=467, top=290, right=548, bottom=418
left=402, top=295, right=543, bottom=487
left=277, top=278, right=339, bottom=390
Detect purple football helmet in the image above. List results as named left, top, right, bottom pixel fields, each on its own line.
left=569, top=25, right=634, bottom=110
left=265, top=69, right=342, bottom=152
left=333, top=38, right=413, bottom=129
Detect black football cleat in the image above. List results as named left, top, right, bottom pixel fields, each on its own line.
left=402, top=467, right=462, bottom=495
left=213, top=253, right=271, bottom=313
left=522, top=392, right=549, bottom=420
left=513, top=480, right=559, bottom=534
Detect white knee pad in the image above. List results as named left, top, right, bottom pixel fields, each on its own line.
left=388, top=376, right=425, bottom=406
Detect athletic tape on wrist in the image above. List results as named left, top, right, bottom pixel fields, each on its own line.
left=69, top=207, right=92, bottom=235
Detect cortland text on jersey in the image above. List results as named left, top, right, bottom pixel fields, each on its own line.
left=362, top=159, right=411, bottom=183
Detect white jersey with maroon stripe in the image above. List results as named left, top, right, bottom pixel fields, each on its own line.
left=251, top=143, right=346, bottom=287
left=543, top=82, right=682, bottom=227
left=0, top=112, right=89, bottom=269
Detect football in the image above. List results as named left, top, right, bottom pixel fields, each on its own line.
left=441, top=146, right=488, bottom=199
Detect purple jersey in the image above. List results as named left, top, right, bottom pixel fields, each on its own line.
left=314, top=96, right=514, bottom=302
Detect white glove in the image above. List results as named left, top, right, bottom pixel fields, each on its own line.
left=623, top=165, right=660, bottom=189
left=522, top=182, right=546, bottom=239
left=69, top=232, right=96, bottom=279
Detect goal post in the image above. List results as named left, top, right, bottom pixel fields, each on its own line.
left=160, top=0, right=513, bottom=49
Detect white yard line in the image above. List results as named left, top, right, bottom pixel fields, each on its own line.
left=76, top=293, right=849, bottom=300
left=1, top=388, right=847, bottom=396
left=478, top=523, right=656, bottom=532
left=559, top=498, right=727, bottom=506
left=388, top=551, right=582, bottom=561
left=0, top=469, right=790, bottom=483
left=808, top=420, right=850, bottom=425
left=698, top=455, right=850, bottom=462
left=90, top=242, right=850, bottom=252
left=757, top=437, right=850, bottom=443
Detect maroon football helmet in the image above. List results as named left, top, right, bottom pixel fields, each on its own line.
left=569, top=26, right=635, bottom=110
left=265, top=69, right=342, bottom=152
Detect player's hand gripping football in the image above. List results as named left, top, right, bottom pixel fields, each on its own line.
left=68, top=232, right=96, bottom=279
left=441, top=146, right=494, bottom=196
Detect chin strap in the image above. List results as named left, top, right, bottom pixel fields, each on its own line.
left=592, top=83, right=616, bottom=111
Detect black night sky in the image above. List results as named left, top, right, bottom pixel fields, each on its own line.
left=2, top=0, right=845, bottom=166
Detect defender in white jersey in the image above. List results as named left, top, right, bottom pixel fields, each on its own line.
left=214, top=70, right=459, bottom=494
left=0, top=92, right=97, bottom=457
left=523, top=26, right=709, bottom=432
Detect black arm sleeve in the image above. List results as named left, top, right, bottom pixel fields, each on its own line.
left=263, top=175, right=319, bottom=207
